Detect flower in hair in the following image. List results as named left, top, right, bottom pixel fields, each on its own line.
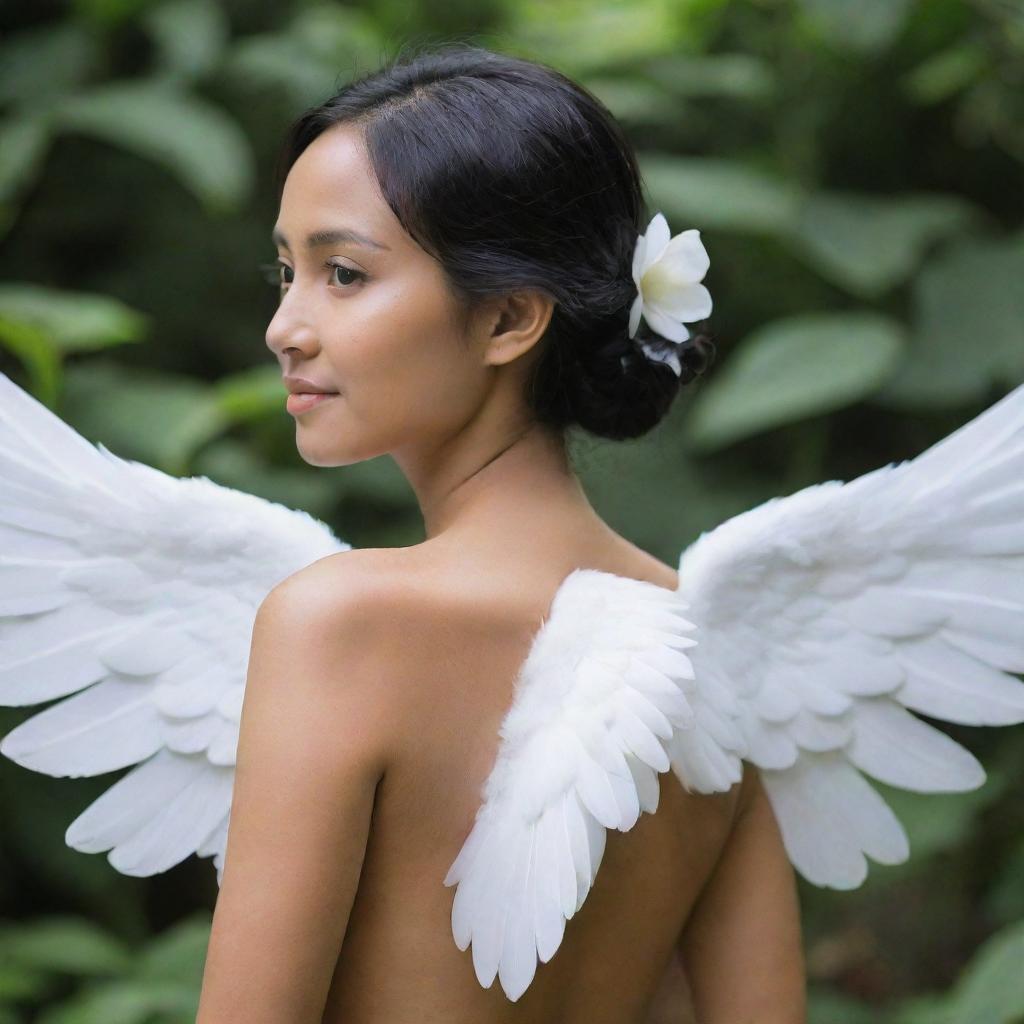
left=628, top=212, right=713, bottom=375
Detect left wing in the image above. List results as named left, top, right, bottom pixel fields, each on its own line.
left=669, top=380, right=1024, bottom=889
left=443, top=568, right=710, bottom=1001
left=0, top=372, right=350, bottom=881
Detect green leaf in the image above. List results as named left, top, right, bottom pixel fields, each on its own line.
left=646, top=52, right=776, bottom=101
left=797, top=0, right=915, bottom=53
left=0, top=22, right=99, bottom=108
left=0, top=283, right=149, bottom=353
left=986, top=834, right=1024, bottom=928
left=55, top=82, right=253, bottom=213
left=60, top=362, right=228, bottom=474
left=135, top=914, right=210, bottom=985
left=509, top=0, right=683, bottom=75
left=223, top=34, right=341, bottom=107
left=142, top=0, right=230, bottom=83
left=791, top=191, right=979, bottom=297
left=0, top=114, right=53, bottom=237
left=193, top=439, right=340, bottom=521
left=582, top=77, right=683, bottom=127
left=686, top=312, right=905, bottom=450
left=0, top=317, right=62, bottom=407
left=901, top=43, right=989, bottom=106
left=639, top=154, right=802, bottom=234
left=0, top=960, right=52, bottom=1000
left=945, top=919, right=1024, bottom=1024
left=889, top=991, right=960, bottom=1024
left=806, top=987, right=881, bottom=1024
left=213, top=363, right=288, bottom=422
left=221, top=5, right=381, bottom=108
left=879, top=232, right=1024, bottom=408
left=35, top=977, right=198, bottom=1024
left=0, top=917, right=133, bottom=976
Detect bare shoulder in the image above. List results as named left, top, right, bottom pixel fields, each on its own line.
left=266, top=546, right=453, bottom=630
left=250, top=548, right=460, bottom=761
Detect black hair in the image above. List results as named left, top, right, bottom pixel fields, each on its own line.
left=273, top=41, right=714, bottom=442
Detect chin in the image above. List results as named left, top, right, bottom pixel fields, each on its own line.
left=295, top=432, right=382, bottom=468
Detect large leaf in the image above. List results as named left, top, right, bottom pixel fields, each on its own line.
left=510, top=0, right=682, bottom=75
left=0, top=284, right=148, bottom=405
left=0, top=114, right=53, bottom=237
left=213, top=363, right=288, bottom=422
left=0, top=22, right=99, bottom=108
left=791, top=190, right=980, bottom=297
left=0, top=284, right=148, bottom=354
left=639, top=154, right=802, bottom=234
left=797, top=0, right=915, bottom=53
left=35, top=978, right=197, bottom=1024
left=54, top=82, right=253, bottom=213
left=59, top=362, right=228, bottom=475
left=222, top=5, right=382, bottom=107
left=686, top=312, right=905, bottom=450
left=646, top=52, right=776, bottom=101
left=0, top=918, right=133, bottom=977
left=946, top=919, right=1024, bottom=1024
left=879, top=232, right=1024, bottom=408
left=141, top=0, right=229, bottom=83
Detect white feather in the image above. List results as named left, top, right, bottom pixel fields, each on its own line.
left=0, top=372, right=349, bottom=878
left=442, top=569, right=698, bottom=1000
left=3, top=367, right=1023, bottom=1006
left=674, top=379, right=1024, bottom=890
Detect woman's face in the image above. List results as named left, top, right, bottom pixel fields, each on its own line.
left=265, top=123, right=492, bottom=467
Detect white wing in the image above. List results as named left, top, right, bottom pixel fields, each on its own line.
left=671, top=380, right=1024, bottom=889
left=443, top=568, right=711, bottom=1002
left=0, top=372, right=349, bottom=881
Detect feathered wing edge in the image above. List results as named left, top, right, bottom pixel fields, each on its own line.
left=0, top=372, right=347, bottom=880
left=672, top=380, right=1024, bottom=890
left=442, top=568, right=714, bottom=1002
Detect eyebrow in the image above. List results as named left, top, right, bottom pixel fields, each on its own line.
left=271, top=226, right=390, bottom=252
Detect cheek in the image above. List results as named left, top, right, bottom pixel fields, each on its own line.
left=339, top=284, right=482, bottom=420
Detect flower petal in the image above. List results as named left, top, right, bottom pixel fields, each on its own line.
left=631, top=232, right=648, bottom=286
left=628, top=293, right=643, bottom=339
left=659, top=229, right=710, bottom=282
left=643, top=305, right=691, bottom=343
left=642, top=253, right=713, bottom=315
left=642, top=212, right=671, bottom=267
left=647, top=282, right=712, bottom=322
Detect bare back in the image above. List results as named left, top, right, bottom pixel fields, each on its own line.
left=320, top=543, right=749, bottom=1024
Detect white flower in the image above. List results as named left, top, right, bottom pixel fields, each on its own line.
left=628, top=212, right=712, bottom=343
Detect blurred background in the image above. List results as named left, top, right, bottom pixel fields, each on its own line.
left=1, top=0, right=1022, bottom=1021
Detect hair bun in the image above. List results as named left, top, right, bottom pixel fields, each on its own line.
left=558, top=318, right=714, bottom=441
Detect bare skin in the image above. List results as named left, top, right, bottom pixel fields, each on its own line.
left=202, top=117, right=808, bottom=1022
left=314, top=532, right=742, bottom=1024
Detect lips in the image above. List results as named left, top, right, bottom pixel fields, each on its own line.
left=286, top=391, right=339, bottom=415
left=283, top=375, right=338, bottom=395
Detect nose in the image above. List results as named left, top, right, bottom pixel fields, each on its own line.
left=265, top=295, right=320, bottom=362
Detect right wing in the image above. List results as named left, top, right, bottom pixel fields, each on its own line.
left=0, top=372, right=350, bottom=882
left=669, top=380, right=1024, bottom=889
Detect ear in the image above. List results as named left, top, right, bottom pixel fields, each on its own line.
left=477, top=289, right=555, bottom=368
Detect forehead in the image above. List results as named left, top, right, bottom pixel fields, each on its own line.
left=276, top=124, right=397, bottom=244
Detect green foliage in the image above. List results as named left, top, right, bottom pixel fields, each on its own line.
left=0, top=0, right=1022, bottom=1018
left=0, top=914, right=210, bottom=1024
left=685, top=311, right=905, bottom=450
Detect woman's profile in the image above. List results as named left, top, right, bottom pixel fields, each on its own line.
left=1, top=40, right=1023, bottom=1024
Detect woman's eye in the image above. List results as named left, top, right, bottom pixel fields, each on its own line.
left=325, top=260, right=365, bottom=287
left=259, top=260, right=364, bottom=292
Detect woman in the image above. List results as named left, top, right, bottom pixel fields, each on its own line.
left=195, top=41, right=804, bottom=1023
left=4, top=38, right=1018, bottom=1024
